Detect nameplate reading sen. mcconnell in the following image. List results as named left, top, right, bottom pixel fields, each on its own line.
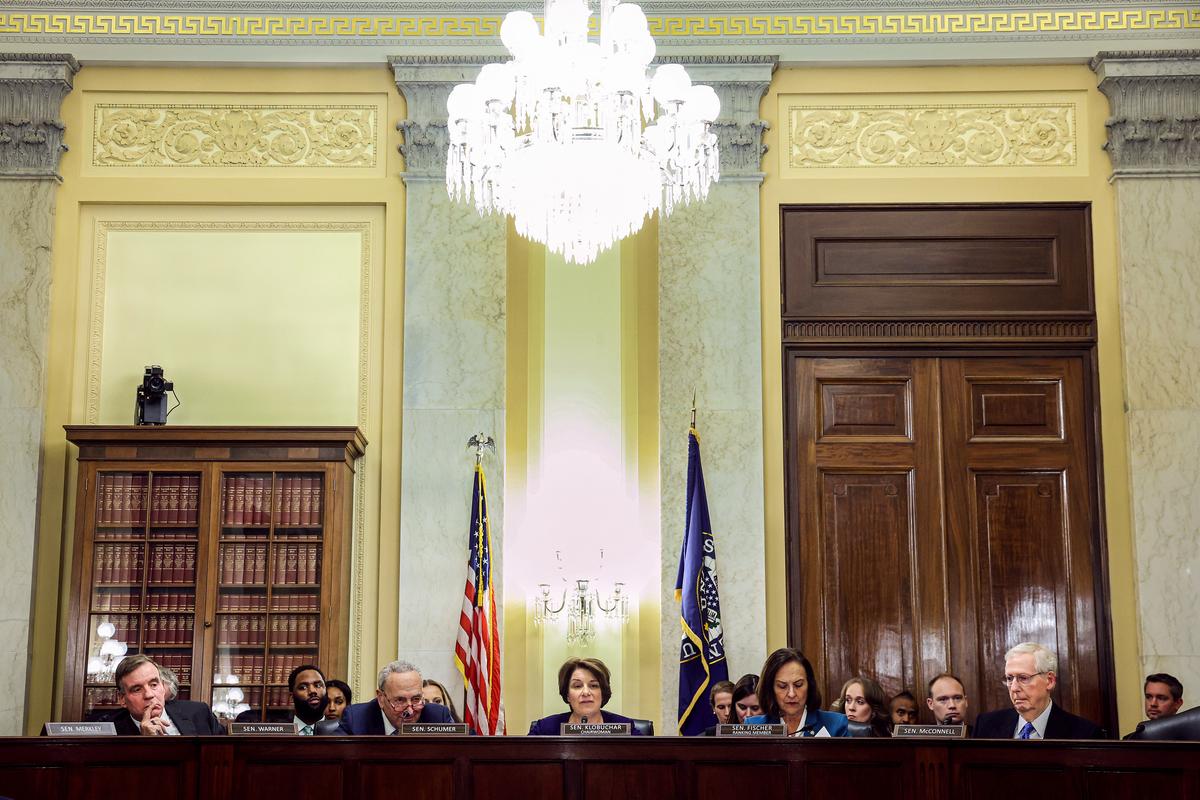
left=560, top=722, right=631, bottom=736
left=43, top=722, right=117, bottom=736
left=230, top=722, right=299, bottom=735
left=716, top=724, right=786, bottom=737
left=892, top=724, right=968, bottom=739
left=400, top=723, right=470, bottom=735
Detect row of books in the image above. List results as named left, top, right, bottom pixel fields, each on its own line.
left=157, top=652, right=192, bottom=683
left=144, top=614, right=195, bottom=646
left=95, top=529, right=197, bottom=541
left=86, top=686, right=193, bottom=708
left=268, top=614, right=319, bottom=646
left=92, top=590, right=196, bottom=613
left=218, top=542, right=321, bottom=585
left=215, top=614, right=319, bottom=646
left=217, top=615, right=269, bottom=645
left=147, top=543, right=198, bottom=584
left=93, top=544, right=145, bottom=584
left=216, top=653, right=317, bottom=685
left=221, top=475, right=323, bottom=527
left=95, top=474, right=201, bottom=526
left=217, top=593, right=320, bottom=612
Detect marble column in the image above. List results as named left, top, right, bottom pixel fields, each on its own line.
left=0, top=53, right=77, bottom=735
left=658, top=57, right=776, bottom=729
left=390, top=58, right=507, bottom=696
left=1092, top=51, right=1200, bottom=703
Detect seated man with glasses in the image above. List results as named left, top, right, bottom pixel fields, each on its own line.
left=337, top=660, right=455, bottom=734
left=973, top=642, right=1105, bottom=740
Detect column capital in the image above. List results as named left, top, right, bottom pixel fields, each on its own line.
left=668, top=56, right=778, bottom=181
left=389, top=56, right=505, bottom=184
left=1091, top=50, right=1200, bottom=179
left=0, top=53, right=78, bottom=180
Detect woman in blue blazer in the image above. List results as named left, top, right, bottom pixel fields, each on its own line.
left=746, top=648, right=850, bottom=737
left=527, top=657, right=645, bottom=735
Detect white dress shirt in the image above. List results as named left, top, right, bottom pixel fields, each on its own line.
left=1014, top=701, right=1054, bottom=739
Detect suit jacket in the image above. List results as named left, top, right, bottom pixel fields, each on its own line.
left=110, top=700, right=226, bottom=736
left=527, top=710, right=645, bottom=736
left=745, top=710, right=851, bottom=737
left=973, top=704, right=1105, bottom=740
left=337, top=700, right=454, bottom=735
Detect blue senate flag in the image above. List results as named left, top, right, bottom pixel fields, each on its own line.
left=675, top=427, right=729, bottom=735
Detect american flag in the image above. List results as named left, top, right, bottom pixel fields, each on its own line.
left=454, top=463, right=505, bottom=735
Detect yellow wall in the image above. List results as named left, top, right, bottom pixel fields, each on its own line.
left=759, top=64, right=1140, bottom=733
left=32, top=64, right=406, bottom=734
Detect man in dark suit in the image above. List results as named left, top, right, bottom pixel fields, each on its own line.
left=973, top=642, right=1104, bottom=740
left=109, top=654, right=225, bottom=736
left=338, top=660, right=454, bottom=734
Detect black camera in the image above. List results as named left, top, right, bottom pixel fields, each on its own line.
left=134, top=365, right=174, bottom=425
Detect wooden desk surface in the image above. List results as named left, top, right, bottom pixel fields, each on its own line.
left=1, top=736, right=1197, bottom=800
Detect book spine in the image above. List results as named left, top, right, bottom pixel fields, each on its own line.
left=233, top=543, right=245, bottom=585
left=299, top=477, right=312, bottom=526
left=233, top=477, right=245, bottom=526
left=311, top=477, right=322, bottom=526
left=285, top=543, right=298, bottom=585
left=252, top=544, right=265, bottom=584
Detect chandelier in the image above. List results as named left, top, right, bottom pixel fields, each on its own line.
left=445, top=0, right=721, bottom=265
left=534, top=579, right=629, bottom=645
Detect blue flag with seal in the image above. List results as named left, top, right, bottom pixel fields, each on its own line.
left=675, top=427, right=729, bottom=735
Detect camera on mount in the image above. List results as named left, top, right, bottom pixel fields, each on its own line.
left=134, top=365, right=174, bottom=425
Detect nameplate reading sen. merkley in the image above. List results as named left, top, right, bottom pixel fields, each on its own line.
left=716, top=723, right=786, bottom=737
left=230, top=722, right=299, bottom=735
left=892, top=724, right=967, bottom=739
left=400, top=723, right=470, bottom=735
left=43, top=722, right=117, bottom=736
left=560, top=722, right=631, bottom=736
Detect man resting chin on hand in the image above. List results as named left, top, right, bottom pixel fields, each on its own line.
left=110, top=654, right=226, bottom=736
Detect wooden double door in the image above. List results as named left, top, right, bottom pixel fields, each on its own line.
left=787, top=354, right=1109, bottom=729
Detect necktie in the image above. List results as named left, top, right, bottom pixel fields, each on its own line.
left=1018, top=721, right=1035, bottom=740
left=300, top=725, right=313, bottom=736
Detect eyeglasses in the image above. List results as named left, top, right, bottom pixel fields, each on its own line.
left=1001, top=672, right=1047, bottom=687
left=381, top=694, right=425, bottom=710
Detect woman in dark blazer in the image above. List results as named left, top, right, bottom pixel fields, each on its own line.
left=745, top=648, right=850, bottom=737
left=527, top=657, right=646, bottom=735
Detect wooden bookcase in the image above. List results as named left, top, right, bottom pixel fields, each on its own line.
left=62, top=426, right=366, bottom=723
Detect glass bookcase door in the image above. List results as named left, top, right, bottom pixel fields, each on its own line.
left=83, top=470, right=201, bottom=721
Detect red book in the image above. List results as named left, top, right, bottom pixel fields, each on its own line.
left=304, top=545, right=317, bottom=584
left=220, top=544, right=232, bottom=585
left=276, top=477, right=288, bottom=526
left=170, top=476, right=182, bottom=524
left=138, top=474, right=149, bottom=525
left=290, top=477, right=301, bottom=526
left=288, top=615, right=299, bottom=645
left=185, top=545, right=196, bottom=583
left=252, top=544, right=265, bottom=584
left=96, top=475, right=109, bottom=525
left=232, top=543, right=245, bottom=585
left=311, top=478, right=322, bottom=526
left=168, top=543, right=180, bottom=582
left=285, top=544, right=298, bottom=585
left=112, top=545, right=123, bottom=583
left=299, top=477, right=312, bottom=526
left=112, top=475, right=125, bottom=526
left=257, top=476, right=268, bottom=525
left=272, top=545, right=285, bottom=585
left=221, top=478, right=231, bottom=526
left=190, top=476, right=200, bottom=525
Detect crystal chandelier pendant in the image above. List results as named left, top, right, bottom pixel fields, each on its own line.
left=446, top=0, right=720, bottom=265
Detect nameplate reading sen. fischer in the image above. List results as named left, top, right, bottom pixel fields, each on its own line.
left=892, top=724, right=968, bottom=739
left=400, top=723, right=470, bottom=735
left=560, top=722, right=632, bottom=736
left=230, top=722, right=299, bottom=735
left=43, top=722, right=117, bottom=736
left=716, top=723, right=786, bottom=737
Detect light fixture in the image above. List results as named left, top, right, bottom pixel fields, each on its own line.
left=446, top=0, right=720, bottom=265
left=86, top=620, right=129, bottom=684
left=534, top=578, right=629, bottom=645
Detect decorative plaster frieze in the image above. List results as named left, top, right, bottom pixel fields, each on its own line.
left=389, top=57, right=501, bottom=182
left=0, top=53, right=77, bottom=178
left=1092, top=50, right=1200, bottom=178
left=92, top=103, right=377, bottom=168
left=787, top=102, right=1077, bottom=168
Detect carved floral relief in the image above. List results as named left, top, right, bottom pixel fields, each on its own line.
left=92, top=104, right=377, bottom=168
left=788, top=104, right=1076, bottom=168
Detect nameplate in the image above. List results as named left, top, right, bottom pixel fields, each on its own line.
left=400, top=723, right=470, bottom=735
left=230, top=722, right=299, bottom=735
left=560, top=722, right=631, bottom=736
left=716, top=723, right=786, bottom=737
left=43, top=722, right=117, bottom=736
left=892, top=724, right=967, bottom=739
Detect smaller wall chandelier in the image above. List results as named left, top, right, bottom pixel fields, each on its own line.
left=534, top=578, right=629, bottom=645
left=86, top=621, right=129, bottom=684
left=446, top=0, right=720, bottom=265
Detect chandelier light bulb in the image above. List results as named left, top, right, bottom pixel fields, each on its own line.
left=96, top=621, right=116, bottom=639
left=445, top=0, right=720, bottom=264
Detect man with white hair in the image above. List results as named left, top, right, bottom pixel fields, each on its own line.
left=973, top=642, right=1105, bottom=739
left=337, top=660, right=456, bottom=734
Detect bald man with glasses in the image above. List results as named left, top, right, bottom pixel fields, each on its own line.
left=973, top=643, right=1105, bottom=740
left=338, top=660, right=456, bottom=735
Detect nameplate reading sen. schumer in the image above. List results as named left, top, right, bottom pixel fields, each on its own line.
left=716, top=724, right=787, bottom=737
left=230, top=722, right=299, bottom=735
left=43, top=722, right=117, bottom=736
left=560, top=723, right=632, bottom=736
left=892, top=724, right=968, bottom=739
left=400, top=723, right=470, bottom=735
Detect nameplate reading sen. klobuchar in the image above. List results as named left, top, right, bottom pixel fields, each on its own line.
left=560, top=722, right=632, bottom=736
left=230, top=722, right=299, bottom=735
left=43, top=722, right=117, bottom=736
left=400, top=723, right=470, bottom=735
left=716, top=723, right=786, bottom=737
left=892, top=724, right=967, bottom=739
